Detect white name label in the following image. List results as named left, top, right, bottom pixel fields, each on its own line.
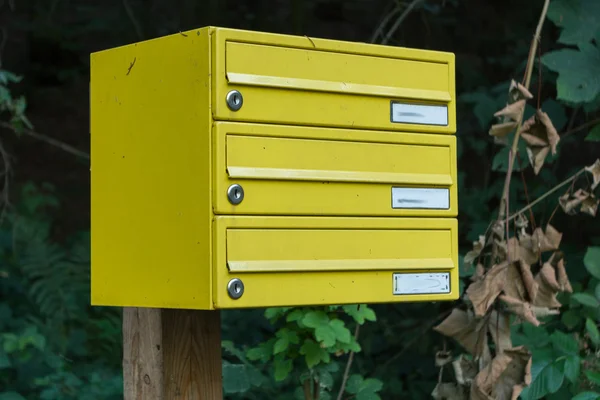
left=392, top=187, right=449, bottom=209
left=391, top=102, right=448, bottom=126
left=393, top=272, right=450, bottom=295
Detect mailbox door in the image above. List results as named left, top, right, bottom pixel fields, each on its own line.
left=211, top=28, right=455, bottom=134
left=212, top=216, right=458, bottom=309
left=213, top=122, right=457, bottom=217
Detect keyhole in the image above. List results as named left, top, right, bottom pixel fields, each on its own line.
left=232, top=94, right=240, bottom=105
left=233, top=188, right=241, bottom=199
left=233, top=282, right=241, bottom=294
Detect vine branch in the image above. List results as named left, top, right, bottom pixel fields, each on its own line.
left=336, top=324, right=360, bottom=400
left=380, top=0, right=426, bottom=45
left=0, top=122, right=89, bottom=160
left=498, top=0, right=551, bottom=222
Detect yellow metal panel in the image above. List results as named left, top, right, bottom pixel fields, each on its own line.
left=212, top=216, right=459, bottom=309
left=213, top=122, right=457, bottom=217
left=211, top=28, right=456, bottom=133
left=90, top=27, right=213, bottom=309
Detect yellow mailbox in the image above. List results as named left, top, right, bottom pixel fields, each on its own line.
left=90, top=26, right=458, bottom=310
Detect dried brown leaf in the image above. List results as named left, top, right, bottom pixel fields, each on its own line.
left=494, top=99, right=526, bottom=122
left=518, top=225, right=561, bottom=262
left=453, top=355, right=478, bottom=386
left=581, top=193, right=599, bottom=217
left=549, top=252, right=573, bottom=293
left=503, top=260, right=538, bottom=303
left=465, top=235, right=486, bottom=266
left=532, top=263, right=562, bottom=309
left=471, top=347, right=532, bottom=400
left=585, top=159, right=600, bottom=190
left=559, top=191, right=585, bottom=215
left=432, top=383, right=468, bottom=400
left=489, top=122, right=517, bottom=138
left=489, top=310, right=512, bottom=354
left=436, top=350, right=453, bottom=367
left=466, top=263, right=508, bottom=316
left=434, top=309, right=490, bottom=360
left=500, top=294, right=540, bottom=326
left=509, top=79, right=534, bottom=101
left=471, top=263, right=486, bottom=282
left=520, top=110, right=560, bottom=153
left=515, top=213, right=529, bottom=229
left=517, top=233, right=540, bottom=265
left=525, top=146, right=550, bottom=175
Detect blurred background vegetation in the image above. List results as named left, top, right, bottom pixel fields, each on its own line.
left=0, top=0, right=599, bottom=399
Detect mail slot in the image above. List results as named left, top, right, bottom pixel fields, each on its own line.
left=214, top=122, right=457, bottom=217
left=90, top=26, right=459, bottom=310
left=213, top=216, right=458, bottom=308
left=213, top=29, right=456, bottom=133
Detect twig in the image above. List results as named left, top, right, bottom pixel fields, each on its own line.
left=369, top=2, right=402, bottom=43
left=122, top=0, right=144, bottom=41
left=0, top=138, right=12, bottom=223
left=0, top=122, right=89, bottom=160
left=506, top=167, right=587, bottom=223
left=497, top=0, right=551, bottom=221
left=380, top=0, right=426, bottom=45
left=336, top=324, right=360, bottom=400
left=561, top=116, right=600, bottom=139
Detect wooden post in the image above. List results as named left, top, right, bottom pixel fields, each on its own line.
left=123, top=308, right=223, bottom=400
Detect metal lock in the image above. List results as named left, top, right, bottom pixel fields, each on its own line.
left=226, top=90, right=243, bottom=111
left=227, top=184, right=244, bottom=205
left=227, top=278, right=244, bottom=299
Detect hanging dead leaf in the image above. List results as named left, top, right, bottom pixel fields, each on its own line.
left=549, top=252, right=573, bottom=293
left=509, top=79, right=534, bottom=101
left=515, top=213, right=529, bottom=230
left=432, top=383, right=468, bottom=400
left=503, top=260, right=538, bottom=303
left=499, top=294, right=540, bottom=326
left=471, top=346, right=532, bottom=400
left=434, top=309, right=491, bottom=360
left=465, top=235, right=486, bottom=265
left=518, top=224, right=562, bottom=263
left=436, top=350, right=453, bottom=367
left=525, top=146, right=550, bottom=175
left=466, top=262, right=508, bottom=316
left=516, top=233, right=540, bottom=265
left=520, top=110, right=560, bottom=175
left=585, top=159, right=600, bottom=190
left=497, top=237, right=525, bottom=264
left=492, top=221, right=505, bottom=239
left=489, top=310, right=512, bottom=354
left=453, top=355, right=478, bottom=386
left=581, top=193, right=599, bottom=217
left=494, top=99, right=526, bottom=122
left=532, top=263, right=562, bottom=309
left=471, top=263, right=486, bottom=282
left=559, top=189, right=588, bottom=215
left=490, top=121, right=517, bottom=139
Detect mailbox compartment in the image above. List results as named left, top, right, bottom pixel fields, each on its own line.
left=212, top=29, right=455, bottom=134
left=213, top=122, right=457, bottom=217
left=213, top=216, right=459, bottom=308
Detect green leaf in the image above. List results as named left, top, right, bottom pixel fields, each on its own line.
left=573, top=293, right=600, bottom=308
left=246, top=341, right=273, bottom=363
left=585, top=247, right=600, bottom=279
left=586, top=125, right=600, bottom=141
left=522, top=350, right=555, bottom=400
left=361, top=378, right=384, bottom=393
left=522, top=323, right=551, bottom=348
left=314, top=325, right=336, bottom=347
left=273, top=337, right=289, bottom=355
left=547, top=0, right=600, bottom=46
left=595, top=282, right=600, bottom=301
left=345, top=374, right=363, bottom=394
left=274, top=358, right=293, bottom=382
left=342, top=305, right=376, bottom=324
left=300, top=339, right=328, bottom=368
left=573, top=392, right=600, bottom=400
left=545, top=362, right=565, bottom=394
left=319, top=371, right=334, bottom=390
left=329, top=319, right=351, bottom=344
left=265, top=307, right=292, bottom=321
left=563, top=355, right=580, bottom=383
left=0, top=347, right=10, bottom=369
left=303, top=311, right=329, bottom=328
left=286, top=309, right=305, bottom=322
left=222, top=363, right=251, bottom=394
left=542, top=44, right=600, bottom=104
left=586, top=370, right=600, bottom=385
left=551, top=331, right=580, bottom=355
left=587, top=318, right=600, bottom=347
left=562, top=309, right=582, bottom=329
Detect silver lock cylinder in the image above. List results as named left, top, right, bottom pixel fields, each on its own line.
left=226, top=90, right=243, bottom=111
left=227, top=278, right=244, bottom=299
left=227, top=184, right=244, bottom=205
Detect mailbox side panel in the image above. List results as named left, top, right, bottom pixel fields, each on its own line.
left=90, top=28, right=214, bottom=309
